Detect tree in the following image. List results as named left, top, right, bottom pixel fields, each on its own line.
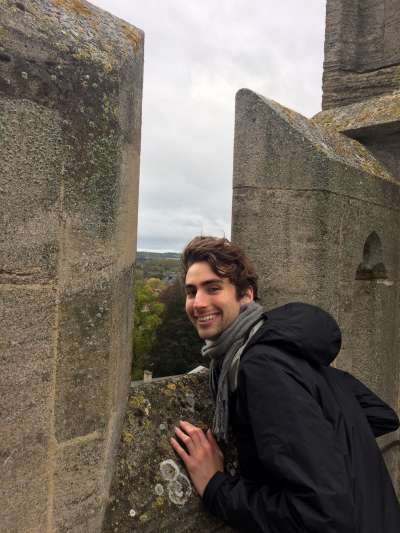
left=147, top=279, right=205, bottom=377
left=132, top=278, right=165, bottom=380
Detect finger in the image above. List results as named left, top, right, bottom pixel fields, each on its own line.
left=174, top=426, right=195, bottom=453
left=170, top=437, right=190, bottom=463
left=206, top=428, right=218, bottom=446
left=207, top=429, right=224, bottom=458
left=179, top=420, right=207, bottom=446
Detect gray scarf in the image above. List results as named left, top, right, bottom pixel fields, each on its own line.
left=202, top=301, right=264, bottom=441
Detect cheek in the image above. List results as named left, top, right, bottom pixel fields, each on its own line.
left=185, top=299, right=192, bottom=316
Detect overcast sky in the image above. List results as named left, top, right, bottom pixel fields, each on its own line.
left=90, top=0, right=327, bottom=252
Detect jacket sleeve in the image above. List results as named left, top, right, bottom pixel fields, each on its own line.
left=203, top=349, right=356, bottom=533
left=343, top=372, right=399, bottom=437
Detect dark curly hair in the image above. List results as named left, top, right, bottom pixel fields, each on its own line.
left=181, top=236, right=258, bottom=300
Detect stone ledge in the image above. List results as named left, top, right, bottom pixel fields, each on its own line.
left=103, top=371, right=235, bottom=532
left=313, top=92, right=400, bottom=138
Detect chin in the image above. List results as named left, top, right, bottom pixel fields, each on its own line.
left=198, top=328, right=220, bottom=340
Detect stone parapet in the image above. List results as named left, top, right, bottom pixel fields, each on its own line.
left=0, top=1, right=143, bottom=531
left=103, top=372, right=235, bottom=532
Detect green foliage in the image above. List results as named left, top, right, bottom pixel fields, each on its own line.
left=147, top=280, right=205, bottom=377
left=132, top=278, right=165, bottom=380
left=132, top=252, right=205, bottom=381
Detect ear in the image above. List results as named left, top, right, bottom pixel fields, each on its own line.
left=240, top=286, right=254, bottom=305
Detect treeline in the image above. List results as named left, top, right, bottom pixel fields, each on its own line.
left=132, top=252, right=205, bottom=380
left=135, top=251, right=181, bottom=281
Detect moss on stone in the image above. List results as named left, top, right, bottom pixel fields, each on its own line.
left=262, top=95, right=394, bottom=182
left=313, top=92, right=400, bottom=133
left=103, top=372, right=234, bottom=532
left=53, top=0, right=94, bottom=18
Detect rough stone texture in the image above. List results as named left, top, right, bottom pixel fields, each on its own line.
left=0, top=98, right=62, bottom=284
left=314, top=92, right=400, bottom=133
left=231, top=89, right=400, bottom=493
left=0, top=1, right=143, bottom=531
left=54, top=437, right=105, bottom=533
left=313, top=93, right=400, bottom=181
left=0, top=288, right=56, bottom=533
left=103, top=372, right=235, bottom=533
left=323, top=0, right=400, bottom=109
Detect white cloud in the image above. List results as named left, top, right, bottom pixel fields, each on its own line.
left=90, top=0, right=326, bottom=251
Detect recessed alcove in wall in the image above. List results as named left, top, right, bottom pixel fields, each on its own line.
left=350, top=231, right=394, bottom=399
left=355, top=231, right=387, bottom=281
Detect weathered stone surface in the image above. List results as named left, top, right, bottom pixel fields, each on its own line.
left=53, top=437, right=105, bottom=533
left=323, top=0, right=400, bottom=108
left=231, top=88, right=400, bottom=491
left=0, top=287, right=56, bottom=532
left=314, top=93, right=400, bottom=181
left=55, top=282, right=113, bottom=442
left=314, top=92, right=400, bottom=134
left=103, top=372, right=235, bottom=532
left=0, top=98, right=62, bottom=285
left=0, top=1, right=143, bottom=530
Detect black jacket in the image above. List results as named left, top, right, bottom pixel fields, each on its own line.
left=203, top=303, right=400, bottom=532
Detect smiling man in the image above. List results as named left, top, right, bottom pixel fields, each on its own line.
left=170, top=236, right=400, bottom=533
left=185, top=261, right=253, bottom=339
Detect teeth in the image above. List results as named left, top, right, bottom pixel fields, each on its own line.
left=197, top=314, right=217, bottom=323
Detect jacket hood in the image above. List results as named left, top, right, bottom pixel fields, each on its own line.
left=248, top=302, right=342, bottom=366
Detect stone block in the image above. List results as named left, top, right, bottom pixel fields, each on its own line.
left=53, top=437, right=105, bottom=533
left=232, top=90, right=395, bottom=198
left=313, top=93, right=400, bottom=180
left=378, top=432, right=400, bottom=497
left=103, top=372, right=234, bottom=532
left=232, top=89, right=400, bottom=311
left=55, top=282, right=113, bottom=442
left=0, top=287, right=56, bottom=532
left=323, top=0, right=400, bottom=108
left=313, top=93, right=400, bottom=136
left=0, top=97, right=62, bottom=284
left=101, top=267, right=135, bottom=493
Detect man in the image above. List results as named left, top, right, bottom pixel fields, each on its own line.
left=170, top=235, right=400, bottom=533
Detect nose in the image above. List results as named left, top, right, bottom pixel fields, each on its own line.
left=193, top=289, right=209, bottom=309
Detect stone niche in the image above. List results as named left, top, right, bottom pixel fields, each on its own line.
left=0, top=1, right=143, bottom=531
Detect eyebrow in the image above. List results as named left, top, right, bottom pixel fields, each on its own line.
left=185, top=279, right=224, bottom=289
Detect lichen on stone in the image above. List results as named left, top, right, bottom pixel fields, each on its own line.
left=313, top=92, right=400, bottom=134
left=103, top=373, right=235, bottom=532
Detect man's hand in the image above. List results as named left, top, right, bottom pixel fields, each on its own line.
left=170, top=420, right=224, bottom=497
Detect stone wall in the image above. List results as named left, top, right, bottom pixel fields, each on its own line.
left=231, top=85, right=400, bottom=494
left=323, top=0, right=400, bottom=108
left=231, top=1, right=400, bottom=494
left=0, top=1, right=143, bottom=531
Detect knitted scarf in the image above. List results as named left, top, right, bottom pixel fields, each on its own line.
left=201, top=301, right=264, bottom=441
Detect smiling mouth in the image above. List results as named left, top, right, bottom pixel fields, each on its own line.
left=196, top=313, right=220, bottom=325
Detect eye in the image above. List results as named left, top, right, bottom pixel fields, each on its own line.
left=185, top=288, right=196, bottom=298
left=207, top=286, right=221, bottom=293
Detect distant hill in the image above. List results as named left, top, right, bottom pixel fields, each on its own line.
left=136, top=251, right=180, bottom=261
left=136, top=251, right=181, bottom=281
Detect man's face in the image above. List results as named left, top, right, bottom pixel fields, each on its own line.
left=185, top=261, right=253, bottom=340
